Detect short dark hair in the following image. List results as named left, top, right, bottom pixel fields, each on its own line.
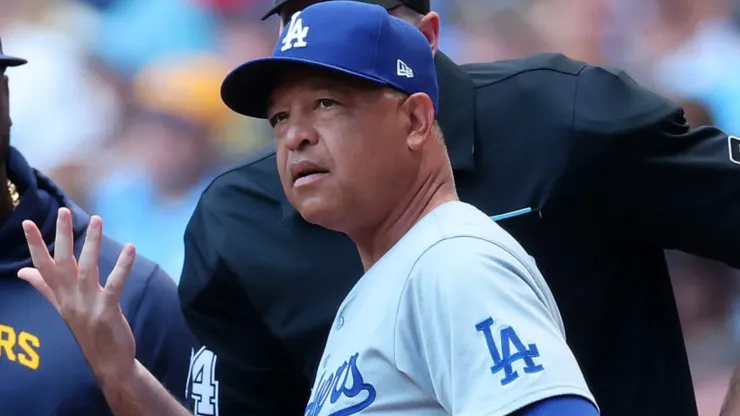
left=392, top=5, right=423, bottom=26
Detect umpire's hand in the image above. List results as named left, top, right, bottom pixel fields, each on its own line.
left=18, top=208, right=137, bottom=386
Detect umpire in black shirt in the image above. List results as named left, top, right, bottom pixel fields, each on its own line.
left=178, top=1, right=737, bottom=415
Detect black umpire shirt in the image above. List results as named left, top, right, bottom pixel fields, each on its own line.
left=178, top=52, right=735, bottom=416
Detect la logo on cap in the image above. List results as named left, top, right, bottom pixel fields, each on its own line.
left=282, top=11, right=310, bottom=52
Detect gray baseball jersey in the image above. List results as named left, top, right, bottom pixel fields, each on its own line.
left=304, top=201, right=597, bottom=416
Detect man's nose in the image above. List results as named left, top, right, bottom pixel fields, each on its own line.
left=282, top=117, right=319, bottom=151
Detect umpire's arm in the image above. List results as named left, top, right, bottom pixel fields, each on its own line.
left=178, top=186, right=307, bottom=415
left=573, top=64, right=740, bottom=268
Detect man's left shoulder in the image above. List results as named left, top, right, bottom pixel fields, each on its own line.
left=464, top=53, right=680, bottom=135
left=462, top=53, right=586, bottom=88
left=573, top=63, right=680, bottom=135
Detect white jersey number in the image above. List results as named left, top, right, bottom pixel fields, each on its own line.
left=187, top=347, right=220, bottom=416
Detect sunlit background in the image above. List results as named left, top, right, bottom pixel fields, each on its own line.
left=2, top=0, right=739, bottom=413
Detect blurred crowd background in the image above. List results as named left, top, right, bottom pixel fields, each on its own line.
left=2, top=0, right=739, bottom=413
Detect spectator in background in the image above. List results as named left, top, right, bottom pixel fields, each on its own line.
left=526, top=0, right=613, bottom=65
left=460, top=5, right=548, bottom=63
left=680, top=98, right=716, bottom=128
left=91, top=0, right=219, bottom=79
left=648, top=0, right=740, bottom=135
left=668, top=251, right=740, bottom=416
left=215, top=7, right=276, bottom=157
left=89, top=54, right=229, bottom=282
left=2, top=0, right=117, bottom=172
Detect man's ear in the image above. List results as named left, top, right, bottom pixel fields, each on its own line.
left=418, top=12, right=440, bottom=55
left=403, top=93, right=435, bottom=151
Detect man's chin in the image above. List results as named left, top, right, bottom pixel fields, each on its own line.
left=296, top=201, right=344, bottom=232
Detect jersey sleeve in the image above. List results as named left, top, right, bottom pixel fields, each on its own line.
left=178, top=180, right=308, bottom=415
left=394, top=236, right=596, bottom=416
left=573, top=65, right=740, bottom=269
left=514, top=396, right=599, bottom=416
left=572, top=64, right=678, bottom=135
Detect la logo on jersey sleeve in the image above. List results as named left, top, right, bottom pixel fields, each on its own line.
left=281, top=11, right=310, bottom=52
left=475, top=317, right=544, bottom=386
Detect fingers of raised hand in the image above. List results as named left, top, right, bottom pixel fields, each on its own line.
left=54, top=208, right=77, bottom=276
left=78, top=216, right=103, bottom=289
left=104, top=243, right=135, bottom=303
left=17, top=267, right=62, bottom=311
left=22, top=220, right=58, bottom=286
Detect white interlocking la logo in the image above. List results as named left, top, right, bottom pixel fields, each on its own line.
left=281, top=11, right=309, bottom=52
left=397, top=59, right=414, bottom=78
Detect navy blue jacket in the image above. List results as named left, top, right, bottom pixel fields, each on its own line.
left=0, top=148, right=193, bottom=415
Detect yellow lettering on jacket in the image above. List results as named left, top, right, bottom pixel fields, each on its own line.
left=0, top=324, right=41, bottom=370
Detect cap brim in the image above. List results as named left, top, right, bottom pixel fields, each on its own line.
left=221, top=57, right=389, bottom=119
left=261, top=0, right=403, bottom=21
left=0, top=54, right=27, bottom=67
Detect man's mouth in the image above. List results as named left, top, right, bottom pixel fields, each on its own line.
left=290, top=161, right=329, bottom=187
left=294, top=172, right=328, bottom=187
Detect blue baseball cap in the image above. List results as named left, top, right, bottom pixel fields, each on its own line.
left=220, top=0, right=438, bottom=119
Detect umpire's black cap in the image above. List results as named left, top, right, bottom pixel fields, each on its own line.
left=0, top=37, right=26, bottom=67
left=261, top=0, right=430, bottom=21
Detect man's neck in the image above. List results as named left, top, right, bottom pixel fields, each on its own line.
left=350, top=172, right=457, bottom=271
left=0, top=163, right=14, bottom=228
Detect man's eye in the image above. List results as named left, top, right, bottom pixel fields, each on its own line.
left=269, top=112, right=288, bottom=127
left=317, top=99, right=336, bottom=109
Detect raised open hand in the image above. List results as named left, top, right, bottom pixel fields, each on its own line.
left=18, top=207, right=137, bottom=384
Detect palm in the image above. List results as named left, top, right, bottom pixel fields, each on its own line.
left=18, top=208, right=138, bottom=382
left=82, top=302, right=136, bottom=380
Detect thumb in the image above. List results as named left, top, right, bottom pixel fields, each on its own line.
left=18, top=267, right=61, bottom=311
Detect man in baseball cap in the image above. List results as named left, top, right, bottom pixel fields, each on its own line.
left=231, top=3, right=597, bottom=415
